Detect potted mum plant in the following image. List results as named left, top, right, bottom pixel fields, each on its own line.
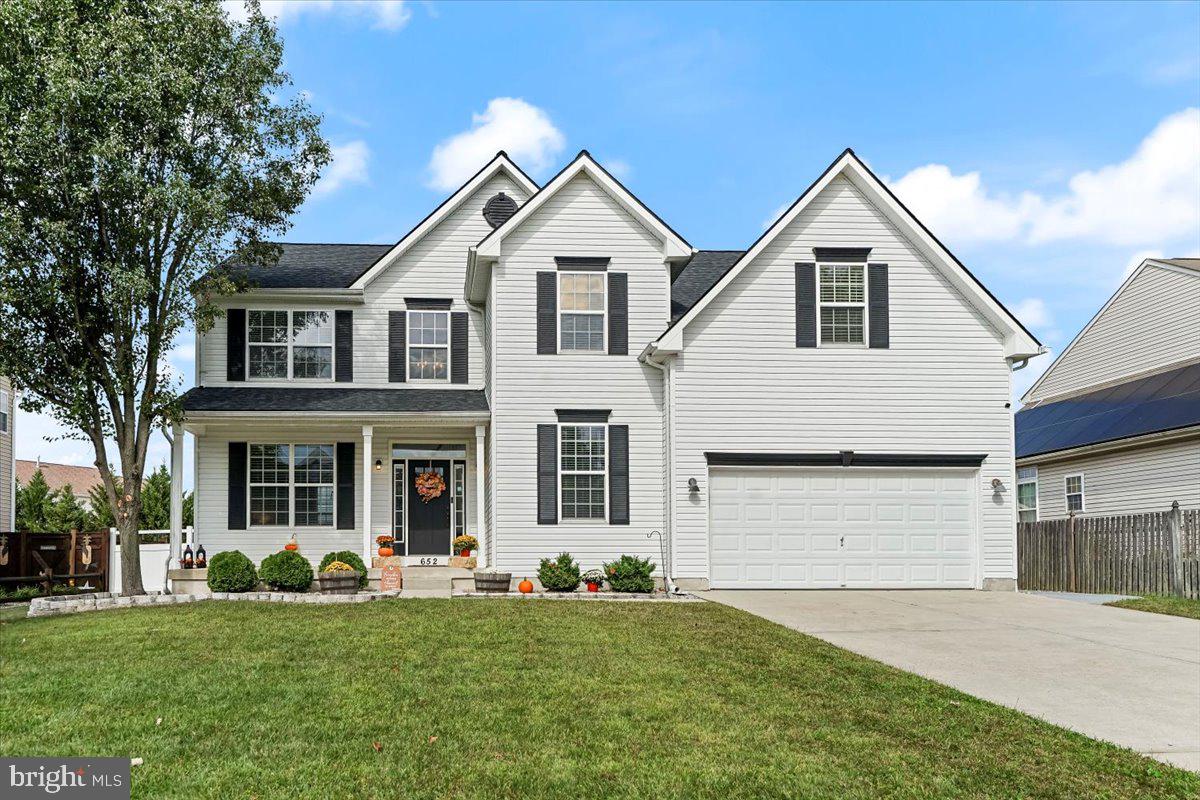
left=376, top=535, right=395, bottom=558
left=582, top=568, right=605, bottom=593
left=318, top=561, right=360, bottom=595
left=453, top=534, right=478, bottom=558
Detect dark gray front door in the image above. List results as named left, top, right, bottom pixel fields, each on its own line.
left=407, top=460, right=451, bottom=555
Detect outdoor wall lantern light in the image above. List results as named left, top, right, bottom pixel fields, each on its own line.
left=688, top=477, right=700, bottom=495
left=990, top=477, right=1004, bottom=496
left=374, top=459, right=383, bottom=472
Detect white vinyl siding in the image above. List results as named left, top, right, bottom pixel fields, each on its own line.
left=198, top=174, right=530, bottom=388
left=490, top=174, right=666, bottom=572
left=1027, top=437, right=1200, bottom=518
left=671, top=175, right=1016, bottom=584
left=1027, top=265, right=1200, bottom=403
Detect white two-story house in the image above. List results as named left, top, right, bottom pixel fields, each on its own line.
left=179, top=148, right=1041, bottom=590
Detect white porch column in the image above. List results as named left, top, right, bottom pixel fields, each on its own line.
left=362, top=425, right=374, bottom=561
left=169, top=422, right=184, bottom=563
left=474, top=424, right=487, bottom=568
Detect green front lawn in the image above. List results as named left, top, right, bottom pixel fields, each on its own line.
left=1106, top=595, right=1200, bottom=620
left=1, top=600, right=1195, bottom=799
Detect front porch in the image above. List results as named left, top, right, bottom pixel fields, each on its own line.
left=170, top=410, right=490, bottom=574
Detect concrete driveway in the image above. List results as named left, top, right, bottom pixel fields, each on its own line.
left=705, top=590, right=1200, bottom=771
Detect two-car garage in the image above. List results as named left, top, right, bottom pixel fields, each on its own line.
left=706, top=456, right=981, bottom=589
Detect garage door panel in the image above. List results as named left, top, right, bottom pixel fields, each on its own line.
left=709, top=468, right=976, bottom=589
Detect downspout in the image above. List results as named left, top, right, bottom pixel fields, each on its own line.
left=639, top=345, right=681, bottom=595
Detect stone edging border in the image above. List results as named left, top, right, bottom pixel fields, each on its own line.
left=27, top=589, right=699, bottom=617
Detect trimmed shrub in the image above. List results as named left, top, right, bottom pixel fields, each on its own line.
left=259, top=550, right=314, bottom=592
left=603, top=555, right=656, bottom=593
left=318, top=550, right=368, bottom=589
left=537, top=552, right=581, bottom=592
left=207, top=550, right=258, bottom=593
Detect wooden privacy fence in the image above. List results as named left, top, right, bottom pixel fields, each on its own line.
left=1018, top=503, right=1199, bottom=598
left=0, top=529, right=111, bottom=594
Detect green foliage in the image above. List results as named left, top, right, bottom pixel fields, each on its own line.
left=85, top=483, right=116, bottom=529
left=206, top=550, right=258, bottom=593
left=537, top=552, right=581, bottom=592
left=318, top=551, right=367, bottom=589
left=581, top=569, right=606, bottom=588
left=259, top=550, right=314, bottom=592
left=85, top=466, right=194, bottom=530
left=0, top=585, right=39, bottom=602
left=452, top=534, right=478, bottom=553
left=15, top=470, right=87, bottom=532
left=0, top=0, right=328, bottom=592
left=602, top=555, right=656, bottom=593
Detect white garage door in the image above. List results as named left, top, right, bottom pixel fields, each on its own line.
left=708, top=467, right=977, bottom=589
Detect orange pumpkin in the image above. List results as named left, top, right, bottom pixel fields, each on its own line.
left=518, top=578, right=534, bottom=594
left=378, top=546, right=394, bottom=558
left=284, top=534, right=298, bottom=551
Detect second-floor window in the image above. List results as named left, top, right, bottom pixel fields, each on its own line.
left=248, top=310, right=333, bottom=380
left=0, top=389, right=8, bottom=433
left=408, top=310, right=449, bottom=380
left=1017, top=466, right=1037, bottom=523
left=818, top=264, right=866, bottom=345
left=559, top=272, right=606, bottom=352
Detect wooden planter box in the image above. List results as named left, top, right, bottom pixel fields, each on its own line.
left=318, top=571, right=360, bottom=595
left=473, top=571, right=511, bottom=593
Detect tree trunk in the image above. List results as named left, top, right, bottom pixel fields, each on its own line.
left=119, top=514, right=145, bottom=596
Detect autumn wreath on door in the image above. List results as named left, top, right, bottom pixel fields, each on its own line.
left=414, top=467, right=446, bottom=503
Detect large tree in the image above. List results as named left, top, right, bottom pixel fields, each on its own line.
left=0, top=0, right=329, bottom=593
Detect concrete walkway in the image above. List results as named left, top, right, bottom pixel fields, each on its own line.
left=705, top=589, right=1200, bottom=771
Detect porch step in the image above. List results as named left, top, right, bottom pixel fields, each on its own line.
left=400, top=567, right=472, bottom=594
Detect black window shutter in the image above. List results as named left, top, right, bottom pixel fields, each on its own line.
left=228, top=441, right=247, bottom=530
left=607, top=272, right=628, bottom=355
left=226, top=308, right=246, bottom=381
left=335, top=310, right=353, bottom=382
left=536, top=271, right=557, bottom=354
left=451, top=311, right=469, bottom=383
left=795, top=263, right=817, bottom=348
left=336, top=442, right=355, bottom=530
left=537, top=424, right=558, bottom=524
left=388, top=310, right=406, bottom=382
left=868, top=263, right=890, bottom=349
left=608, top=424, right=630, bottom=525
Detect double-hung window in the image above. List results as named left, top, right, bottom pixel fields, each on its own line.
left=0, top=389, right=8, bottom=433
left=408, top=311, right=449, bottom=380
left=247, top=310, right=333, bottom=380
left=560, top=424, right=606, bottom=519
left=1065, top=474, right=1085, bottom=514
left=818, top=263, right=866, bottom=345
left=558, top=273, right=606, bottom=352
left=248, top=443, right=335, bottom=527
left=1016, top=466, right=1038, bottom=523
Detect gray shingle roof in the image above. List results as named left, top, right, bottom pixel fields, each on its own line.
left=670, top=250, right=744, bottom=323
left=182, top=386, right=489, bottom=413
left=1015, top=361, right=1200, bottom=459
left=224, top=243, right=393, bottom=289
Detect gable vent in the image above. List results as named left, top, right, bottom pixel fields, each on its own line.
left=482, top=192, right=518, bottom=228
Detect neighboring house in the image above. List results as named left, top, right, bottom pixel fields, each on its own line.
left=180, top=148, right=1041, bottom=590
left=15, top=459, right=104, bottom=510
left=1, top=378, right=12, bottom=530
left=1014, top=258, right=1200, bottom=521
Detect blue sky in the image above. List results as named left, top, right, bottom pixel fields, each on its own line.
left=17, top=0, right=1200, bottom=487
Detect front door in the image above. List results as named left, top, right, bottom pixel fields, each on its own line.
left=407, top=459, right=452, bottom=555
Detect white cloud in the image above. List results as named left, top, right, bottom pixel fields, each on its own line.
left=1012, top=298, right=1051, bottom=329
left=761, top=200, right=792, bottom=231
left=223, top=1, right=411, bottom=30
left=603, top=158, right=632, bottom=181
left=312, top=140, right=370, bottom=198
left=889, top=108, right=1200, bottom=248
left=1120, top=248, right=1164, bottom=282
left=427, top=98, right=565, bottom=191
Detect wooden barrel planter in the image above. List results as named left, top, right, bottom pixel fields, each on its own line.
left=318, top=571, right=360, bottom=595
left=473, top=571, right=512, bottom=593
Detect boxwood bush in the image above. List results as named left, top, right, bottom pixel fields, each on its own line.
left=206, top=550, right=258, bottom=593
left=318, top=550, right=368, bottom=588
left=537, top=552, right=581, bottom=592
left=603, top=554, right=656, bottom=593
left=259, top=550, right=314, bottom=592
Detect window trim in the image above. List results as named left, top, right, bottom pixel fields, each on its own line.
left=0, top=388, right=8, bottom=434
left=1064, top=473, right=1086, bottom=514
left=557, top=422, right=609, bottom=522
left=816, top=262, right=869, bottom=348
left=406, top=308, right=452, bottom=383
left=246, top=442, right=337, bottom=529
left=245, top=309, right=336, bottom=382
left=1016, top=466, right=1038, bottom=522
left=556, top=271, right=608, bottom=354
